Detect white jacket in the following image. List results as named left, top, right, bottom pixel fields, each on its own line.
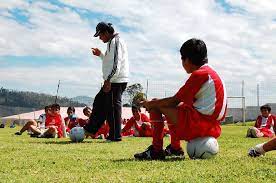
left=99, top=34, right=129, bottom=83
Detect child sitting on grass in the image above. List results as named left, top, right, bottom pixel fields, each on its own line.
left=246, top=105, right=275, bottom=138
left=37, top=103, right=67, bottom=138
left=15, top=105, right=50, bottom=136
left=122, top=105, right=152, bottom=137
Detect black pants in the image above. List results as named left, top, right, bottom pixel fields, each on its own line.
left=85, top=82, right=127, bottom=140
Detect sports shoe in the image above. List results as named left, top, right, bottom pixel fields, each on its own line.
left=165, top=144, right=185, bottom=158
left=10, top=124, right=16, bottom=128
left=248, top=148, right=263, bottom=157
left=30, top=133, right=40, bottom=138
left=246, top=128, right=252, bottom=138
left=134, top=145, right=165, bottom=160
left=14, top=132, right=22, bottom=135
left=0, top=124, right=5, bottom=128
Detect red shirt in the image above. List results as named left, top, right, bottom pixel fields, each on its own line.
left=45, top=114, right=63, bottom=138
left=175, top=65, right=227, bottom=140
left=123, top=113, right=150, bottom=132
left=255, top=114, right=274, bottom=130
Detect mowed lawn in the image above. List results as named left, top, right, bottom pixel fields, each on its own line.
left=0, top=123, right=275, bottom=183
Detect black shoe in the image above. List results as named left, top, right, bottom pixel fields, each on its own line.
left=248, top=148, right=263, bottom=157
left=83, top=124, right=98, bottom=135
left=106, top=138, right=122, bottom=142
left=30, top=133, right=40, bottom=138
left=134, top=145, right=165, bottom=160
left=0, top=124, right=5, bottom=128
left=14, top=132, right=22, bottom=135
left=165, top=144, right=185, bottom=158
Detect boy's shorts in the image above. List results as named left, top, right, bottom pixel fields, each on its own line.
left=176, top=104, right=221, bottom=141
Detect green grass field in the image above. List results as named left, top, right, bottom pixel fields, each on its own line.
left=0, top=123, right=275, bottom=183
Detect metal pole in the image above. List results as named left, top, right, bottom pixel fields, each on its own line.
left=257, top=84, right=260, bottom=107
left=242, top=81, right=245, bottom=125
left=55, top=80, right=60, bottom=104
left=146, top=79, right=149, bottom=100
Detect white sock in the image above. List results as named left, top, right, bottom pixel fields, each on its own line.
left=255, top=143, right=266, bottom=155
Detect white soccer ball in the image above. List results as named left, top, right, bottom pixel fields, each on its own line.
left=187, top=137, right=219, bottom=159
left=69, top=127, right=85, bottom=142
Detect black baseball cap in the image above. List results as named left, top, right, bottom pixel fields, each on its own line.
left=94, top=22, right=111, bottom=37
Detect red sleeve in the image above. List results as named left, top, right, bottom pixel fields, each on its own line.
left=175, top=70, right=209, bottom=106
left=141, top=113, right=150, bottom=122
left=254, top=116, right=261, bottom=128
left=123, top=117, right=135, bottom=131
left=77, top=118, right=87, bottom=127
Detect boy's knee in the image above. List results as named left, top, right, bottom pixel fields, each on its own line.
left=187, top=137, right=219, bottom=159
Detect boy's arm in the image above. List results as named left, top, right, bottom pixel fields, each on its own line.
left=61, top=118, right=67, bottom=138
left=254, top=116, right=260, bottom=128
left=141, top=96, right=180, bottom=112
left=122, top=118, right=135, bottom=132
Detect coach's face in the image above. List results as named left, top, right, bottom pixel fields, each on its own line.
left=99, top=31, right=110, bottom=43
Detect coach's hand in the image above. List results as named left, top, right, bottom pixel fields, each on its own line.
left=103, top=80, right=111, bottom=93
left=91, top=48, right=101, bottom=56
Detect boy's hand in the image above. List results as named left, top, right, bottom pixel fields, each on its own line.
left=103, top=80, right=111, bottom=93
left=140, top=100, right=152, bottom=111
left=91, top=48, right=101, bottom=56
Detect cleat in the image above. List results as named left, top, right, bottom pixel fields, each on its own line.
left=165, top=144, right=185, bottom=158
left=14, top=132, right=22, bottom=135
left=134, top=145, right=165, bottom=160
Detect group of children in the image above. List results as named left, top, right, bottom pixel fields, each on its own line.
left=14, top=104, right=110, bottom=139
left=14, top=104, right=167, bottom=140
left=14, top=38, right=275, bottom=160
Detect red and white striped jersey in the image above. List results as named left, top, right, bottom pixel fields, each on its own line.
left=175, top=65, right=227, bottom=121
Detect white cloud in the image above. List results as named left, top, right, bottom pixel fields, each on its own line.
left=0, top=0, right=276, bottom=105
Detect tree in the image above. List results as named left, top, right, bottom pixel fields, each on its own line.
left=132, top=92, right=146, bottom=107
left=125, top=83, right=143, bottom=105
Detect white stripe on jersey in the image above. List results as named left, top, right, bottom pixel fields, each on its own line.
left=193, top=75, right=216, bottom=116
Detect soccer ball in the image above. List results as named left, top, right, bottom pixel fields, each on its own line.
left=187, top=137, right=219, bottom=159
left=69, top=127, right=85, bottom=142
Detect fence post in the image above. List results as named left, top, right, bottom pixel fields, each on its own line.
left=257, top=84, right=260, bottom=107
left=242, top=80, right=245, bottom=125
left=146, top=79, right=149, bottom=100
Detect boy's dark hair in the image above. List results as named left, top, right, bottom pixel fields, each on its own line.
left=180, top=38, right=208, bottom=66
left=260, top=104, right=271, bottom=112
left=132, top=105, right=141, bottom=112
left=44, top=105, right=50, bottom=110
left=51, top=103, right=60, bottom=110
left=67, top=106, right=75, bottom=112
left=83, top=106, right=92, bottom=113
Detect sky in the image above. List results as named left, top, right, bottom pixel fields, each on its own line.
left=1, top=0, right=276, bottom=106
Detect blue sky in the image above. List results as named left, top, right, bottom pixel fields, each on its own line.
left=1, top=0, right=276, bottom=106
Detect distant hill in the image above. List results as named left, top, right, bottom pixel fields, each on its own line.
left=71, top=96, right=94, bottom=106
left=0, top=87, right=86, bottom=109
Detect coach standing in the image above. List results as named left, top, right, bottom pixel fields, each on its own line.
left=84, top=22, right=129, bottom=142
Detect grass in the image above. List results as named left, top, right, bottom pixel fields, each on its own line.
left=0, top=123, right=275, bottom=183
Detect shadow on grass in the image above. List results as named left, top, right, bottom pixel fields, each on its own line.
left=112, top=157, right=185, bottom=162
left=28, top=139, right=117, bottom=145
left=29, top=140, right=95, bottom=145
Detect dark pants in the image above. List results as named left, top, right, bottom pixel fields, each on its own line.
left=84, top=82, right=127, bottom=140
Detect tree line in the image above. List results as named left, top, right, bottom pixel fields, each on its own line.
left=0, top=87, right=85, bottom=109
